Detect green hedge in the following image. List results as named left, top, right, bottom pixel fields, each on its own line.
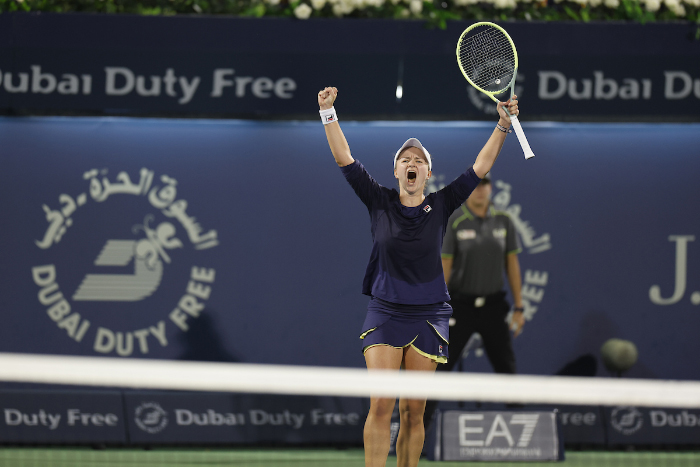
left=0, top=0, right=698, bottom=32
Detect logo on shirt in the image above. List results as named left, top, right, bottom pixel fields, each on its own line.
left=457, top=229, right=477, bottom=241
left=423, top=205, right=432, bottom=213
left=492, top=228, right=507, bottom=239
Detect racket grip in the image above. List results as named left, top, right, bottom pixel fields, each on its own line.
left=509, top=115, right=535, bottom=160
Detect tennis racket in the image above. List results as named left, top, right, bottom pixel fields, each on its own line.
left=457, top=22, right=535, bottom=160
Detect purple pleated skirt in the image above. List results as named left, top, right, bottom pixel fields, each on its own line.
left=360, top=297, right=452, bottom=364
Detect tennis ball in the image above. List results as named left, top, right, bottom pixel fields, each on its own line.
left=601, top=338, right=638, bottom=373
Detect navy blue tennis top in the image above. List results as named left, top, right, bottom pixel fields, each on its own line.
left=341, top=160, right=481, bottom=305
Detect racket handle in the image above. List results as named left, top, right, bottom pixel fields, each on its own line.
left=509, top=115, right=535, bottom=160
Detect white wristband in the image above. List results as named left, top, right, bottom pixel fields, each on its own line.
left=320, top=107, right=338, bottom=125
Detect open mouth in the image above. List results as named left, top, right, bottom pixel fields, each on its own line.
left=407, top=170, right=417, bottom=182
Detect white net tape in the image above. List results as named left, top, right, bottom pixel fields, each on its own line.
left=1, top=353, right=699, bottom=408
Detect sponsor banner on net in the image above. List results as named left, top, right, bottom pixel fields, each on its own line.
left=535, top=404, right=606, bottom=446
left=0, top=390, right=126, bottom=443
left=435, top=411, right=562, bottom=462
left=125, top=393, right=365, bottom=444
left=607, top=406, right=700, bottom=445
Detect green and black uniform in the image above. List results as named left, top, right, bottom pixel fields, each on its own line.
left=440, top=203, right=521, bottom=374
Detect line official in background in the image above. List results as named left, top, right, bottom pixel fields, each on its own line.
left=441, top=171, right=524, bottom=375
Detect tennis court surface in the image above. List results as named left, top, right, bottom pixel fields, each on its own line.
left=2, top=448, right=700, bottom=467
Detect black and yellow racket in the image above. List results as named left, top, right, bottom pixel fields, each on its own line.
left=457, top=22, right=535, bottom=160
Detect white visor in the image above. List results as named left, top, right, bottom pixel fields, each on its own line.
left=394, top=138, right=432, bottom=170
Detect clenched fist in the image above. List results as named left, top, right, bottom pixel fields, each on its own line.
left=318, top=87, right=338, bottom=111
left=497, top=94, right=519, bottom=125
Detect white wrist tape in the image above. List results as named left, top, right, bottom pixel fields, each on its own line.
left=320, top=107, right=338, bottom=125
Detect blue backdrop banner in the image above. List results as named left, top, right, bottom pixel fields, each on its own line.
left=0, top=14, right=699, bottom=120
left=0, top=117, right=699, bottom=382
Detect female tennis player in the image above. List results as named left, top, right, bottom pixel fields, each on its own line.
left=318, top=86, right=519, bottom=467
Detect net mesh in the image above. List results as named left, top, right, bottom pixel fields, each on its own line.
left=0, top=353, right=699, bottom=466
left=458, top=25, right=516, bottom=93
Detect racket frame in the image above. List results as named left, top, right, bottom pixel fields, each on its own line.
left=456, top=22, right=535, bottom=160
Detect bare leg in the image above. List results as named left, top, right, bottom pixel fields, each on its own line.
left=364, top=345, right=404, bottom=467
left=395, top=346, right=437, bottom=467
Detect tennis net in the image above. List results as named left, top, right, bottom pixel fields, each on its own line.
left=0, top=352, right=699, bottom=466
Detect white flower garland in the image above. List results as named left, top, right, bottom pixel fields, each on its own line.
left=287, top=0, right=695, bottom=19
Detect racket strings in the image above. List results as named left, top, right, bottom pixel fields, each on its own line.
left=458, top=27, right=515, bottom=91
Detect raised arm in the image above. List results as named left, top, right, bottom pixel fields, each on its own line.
left=472, top=96, right=519, bottom=179
left=318, top=87, right=354, bottom=168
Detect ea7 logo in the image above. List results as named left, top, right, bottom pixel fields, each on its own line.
left=458, top=413, right=540, bottom=447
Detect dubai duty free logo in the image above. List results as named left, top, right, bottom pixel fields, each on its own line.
left=610, top=406, right=644, bottom=435
left=32, top=167, right=219, bottom=357
left=135, top=402, right=169, bottom=434
left=491, top=178, right=551, bottom=326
